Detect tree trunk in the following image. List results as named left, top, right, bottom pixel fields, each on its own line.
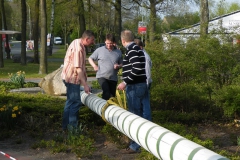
left=2, top=1, right=11, bottom=59
left=47, top=0, right=55, bottom=56
left=114, top=0, right=121, bottom=43
left=78, top=0, right=86, bottom=37
left=200, top=0, right=209, bottom=37
left=0, top=7, right=3, bottom=68
left=39, top=0, right=47, bottom=74
left=149, top=1, right=157, bottom=43
left=0, top=36, right=2, bottom=68
left=21, top=0, right=27, bottom=65
left=0, top=0, right=11, bottom=59
left=33, top=0, right=39, bottom=63
left=87, top=0, right=91, bottom=30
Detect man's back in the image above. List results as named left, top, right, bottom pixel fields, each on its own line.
left=122, top=43, right=146, bottom=84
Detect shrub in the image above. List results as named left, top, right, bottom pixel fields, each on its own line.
left=91, top=80, right=101, bottom=89
left=214, top=85, right=240, bottom=118
left=24, top=82, right=39, bottom=88
left=0, top=81, right=21, bottom=91
left=0, top=104, right=22, bottom=129
left=146, top=37, right=240, bottom=119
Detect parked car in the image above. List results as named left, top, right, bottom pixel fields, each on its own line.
left=94, top=43, right=105, bottom=49
left=54, top=37, right=62, bottom=45
left=90, top=43, right=105, bottom=52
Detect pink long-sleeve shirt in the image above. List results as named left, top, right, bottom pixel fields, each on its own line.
left=61, top=39, right=87, bottom=84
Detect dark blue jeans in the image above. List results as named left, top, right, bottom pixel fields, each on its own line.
left=62, top=80, right=82, bottom=130
left=98, top=78, right=117, bottom=100
left=126, top=82, right=152, bottom=151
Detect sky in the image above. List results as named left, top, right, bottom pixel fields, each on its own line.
left=190, top=0, right=240, bottom=12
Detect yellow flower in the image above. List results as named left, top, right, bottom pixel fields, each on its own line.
left=12, top=113, right=16, bottom=118
left=13, top=106, right=18, bottom=111
left=0, top=108, right=4, bottom=111
left=18, top=112, right=21, bottom=115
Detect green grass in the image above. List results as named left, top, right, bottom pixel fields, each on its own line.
left=0, top=59, right=63, bottom=78
left=0, top=48, right=66, bottom=79
left=0, top=47, right=95, bottom=79
left=50, top=48, right=66, bottom=59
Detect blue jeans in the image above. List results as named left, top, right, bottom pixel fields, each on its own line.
left=126, top=82, right=152, bottom=151
left=62, top=80, right=82, bottom=130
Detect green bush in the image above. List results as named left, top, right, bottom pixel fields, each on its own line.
left=91, top=80, right=101, bottom=89
left=214, top=85, right=240, bottom=118
left=24, top=82, right=39, bottom=88
left=146, top=36, right=240, bottom=119
left=0, top=81, right=21, bottom=90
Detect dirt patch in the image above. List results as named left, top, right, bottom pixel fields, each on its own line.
left=198, top=122, right=240, bottom=155
left=0, top=130, right=137, bottom=160
left=0, top=123, right=239, bottom=160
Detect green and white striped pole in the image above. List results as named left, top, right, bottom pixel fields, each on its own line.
left=80, top=92, right=229, bottom=160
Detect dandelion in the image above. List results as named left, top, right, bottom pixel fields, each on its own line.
left=13, top=106, right=18, bottom=111
left=12, top=113, right=16, bottom=118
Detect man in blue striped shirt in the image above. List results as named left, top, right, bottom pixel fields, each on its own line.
left=117, top=30, right=151, bottom=153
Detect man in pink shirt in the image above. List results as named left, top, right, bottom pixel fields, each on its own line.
left=61, top=30, right=95, bottom=131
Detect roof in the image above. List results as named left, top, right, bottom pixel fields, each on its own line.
left=168, top=10, right=240, bottom=35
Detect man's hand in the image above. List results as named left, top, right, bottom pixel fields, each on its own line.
left=117, top=82, right=126, bottom=90
left=88, top=58, right=98, bottom=71
left=83, top=84, right=91, bottom=94
left=74, top=68, right=78, bottom=76
left=93, top=65, right=98, bottom=71
left=114, top=63, right=122, bottom=69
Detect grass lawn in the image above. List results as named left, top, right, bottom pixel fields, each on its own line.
left=0, top=46, right=96, bottom=79
left=0, top=59, right=63, bottom=78
left=0, top=47, right=95, bottom=79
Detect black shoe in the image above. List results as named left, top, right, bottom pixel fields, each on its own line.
left=121, top=147, right=140, bottom=154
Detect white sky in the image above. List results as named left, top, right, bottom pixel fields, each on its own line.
left=190, top=0, right=240, bottom=12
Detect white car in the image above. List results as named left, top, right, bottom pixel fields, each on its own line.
left=54, top=37, right=62, bottom=45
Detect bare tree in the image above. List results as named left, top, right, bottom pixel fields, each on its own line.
left=21, top=0, right=27, bottom=65
left=33, top=0, right=40, bottom=63
left=200, top=0, right=209, bottom=37
left=130, top=0, right=170, bottom=42
left=132, top=0, right=198, bottom=42
left=39, top=0, right=47, bottom=74
left=56, top=1, right=78, bottom=48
